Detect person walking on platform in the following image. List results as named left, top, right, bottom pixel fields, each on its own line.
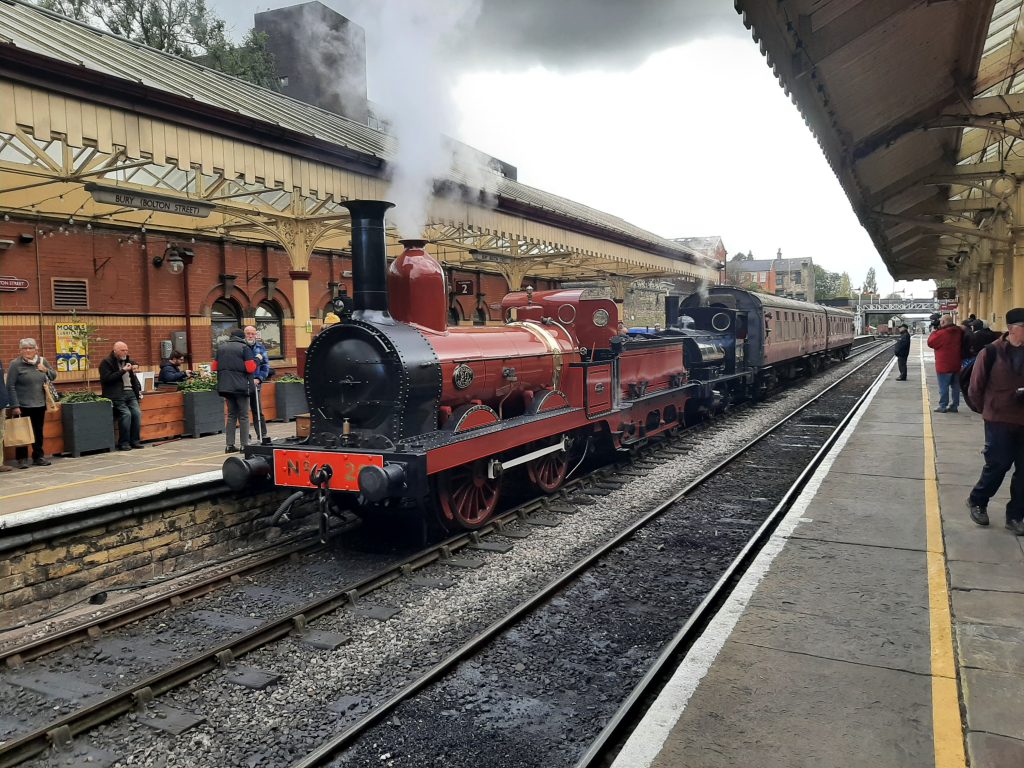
left=244, top=325, right=272, bottom=445
left=213, top=328, right=256, bottom=453
left=100, top=342, right=144, bottom=451
left=0, top=362, right=13, bottom=472
left=966, top=307, right=1024, bottom=535
left=894, top=324, right=911, bottom=380
left=7, top=338, right=57, bottom=468
left=927, top=315, right=964, bottom=412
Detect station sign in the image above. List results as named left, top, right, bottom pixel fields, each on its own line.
left=939, top=303, right=959, bottom=311
left=454, top=280, right=475, bottom=295
left=0, top=276, right=28, bottom=291
left=85, top=182, right=213, bottom=218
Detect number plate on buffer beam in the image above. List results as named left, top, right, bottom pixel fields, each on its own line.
left=273, top=450, right=384, bottom=491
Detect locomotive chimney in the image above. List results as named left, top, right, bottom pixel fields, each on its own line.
left=341, top=199, right=395, bottom=322
left=388, top=239, right=448, bottom=333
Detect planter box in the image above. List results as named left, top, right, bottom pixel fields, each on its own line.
left=183, top=390, right=224, bottom=438
left=61, top=400, right=115, bottom=457
left=274, top=381, right=307, bottom=422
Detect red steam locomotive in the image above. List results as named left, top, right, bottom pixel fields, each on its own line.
left=224, top=200, right=853, bottom=530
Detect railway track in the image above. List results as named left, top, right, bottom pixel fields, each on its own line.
left=292, top=341, right=895, bottom=767
left=0, top=341, right=892, bottom=768
left=1, top=337, right=888, bottom=669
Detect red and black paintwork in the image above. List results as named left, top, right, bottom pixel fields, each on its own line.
left=223, top=200, right=853, bottom=529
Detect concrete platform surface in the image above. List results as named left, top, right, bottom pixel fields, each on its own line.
left=0, top=420, right=297, bottom=520
left=613, top=335, right=1024, bottom=768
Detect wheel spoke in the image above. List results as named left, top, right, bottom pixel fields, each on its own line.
left=439, top=458, right=500, bottom=529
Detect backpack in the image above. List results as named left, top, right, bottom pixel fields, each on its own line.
left=960, top=344, right=997, bottom=414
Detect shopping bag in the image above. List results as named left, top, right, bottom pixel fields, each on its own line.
left=44, top=381, right=60, bottom=413
left=6, top=416, right=35, bottom=447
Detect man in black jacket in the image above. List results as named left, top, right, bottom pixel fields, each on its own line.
left=158, top=351, right=193, bottom=385
left=893, top=324, right=911, bottom=380
left=967, top=321, right=1000, bottom=358
left=99, top=341, right=144, bottom=450
left=213, top=328, right=256, bottom=453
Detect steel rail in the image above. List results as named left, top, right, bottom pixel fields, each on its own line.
left=0, top=534, right=321, bottom=668
left=572, top=351, right=893, bottom=767
left=287, top=344, right=894, bottom=768
left=0, top=469, right=609, bottom=767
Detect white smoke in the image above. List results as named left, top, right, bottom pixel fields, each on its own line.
left=451, top=140, right=502, bottom=208
left=369, top=0, right=483, bottom=238
left=697, top=277, right=710, bottom=306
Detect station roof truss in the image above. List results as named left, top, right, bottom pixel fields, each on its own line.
left=0, top=0, right=718, bottom=286
left=734, top=0, right=1024, bottom=280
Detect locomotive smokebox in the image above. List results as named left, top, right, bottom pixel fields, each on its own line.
left=389, top=239, right=448, bottom=333
left=342, top=199, right=395, bottom=322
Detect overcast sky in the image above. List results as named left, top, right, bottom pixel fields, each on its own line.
left=205, top=0, right=931, bottom=298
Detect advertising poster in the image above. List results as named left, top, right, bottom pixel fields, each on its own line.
left=54, top=323, right=88, bottom=373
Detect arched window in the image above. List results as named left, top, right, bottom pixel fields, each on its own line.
left=211, top=298, right=242, bottom=355
left=255, top=301, right=284, bottom=359
left=448, top=298, right=464, bottom=327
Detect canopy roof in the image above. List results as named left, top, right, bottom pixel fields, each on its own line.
left=735, top=0, right=1023, bottom=280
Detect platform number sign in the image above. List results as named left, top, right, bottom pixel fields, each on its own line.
left=454, top=280, right=474, bottom=296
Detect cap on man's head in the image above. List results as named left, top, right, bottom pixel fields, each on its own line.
left=899, top=324, right=908, bottom=330
left=230, top=328, right=245, bottom=339
left=1007, top=308, right=1024, bottom=326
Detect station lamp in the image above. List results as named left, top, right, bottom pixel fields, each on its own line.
left=153, top=246, right=194, bottom=275
left=990, top=173, right=1017, bottom=199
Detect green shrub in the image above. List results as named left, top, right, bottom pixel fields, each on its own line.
left=276, top=373, right=303, bottom=382
left=178, top=374, right=218, bottom=392
left=60, top=390, right=111, bottom=404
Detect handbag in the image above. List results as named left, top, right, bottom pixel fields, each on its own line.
left=6, top=416, right=35, bottom=447
left=44, top=381, right=60, bottom=413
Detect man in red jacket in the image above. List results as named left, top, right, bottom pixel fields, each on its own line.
left=967, top=307, right=1024, bottom=535
left=927, top=315, right=965, bottom=413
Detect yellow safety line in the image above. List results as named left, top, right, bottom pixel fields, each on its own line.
left=919, top=348, right=967, bottom=768
left=0, top=453, right=226, bottom=502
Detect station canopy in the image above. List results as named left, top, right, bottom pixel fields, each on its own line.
left=735, top=0, right=1023, bottom=280
left=0, top=0, right=719, bottom=288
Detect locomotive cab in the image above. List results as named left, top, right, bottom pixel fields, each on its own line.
left=501, top=288, right=618, bottom=357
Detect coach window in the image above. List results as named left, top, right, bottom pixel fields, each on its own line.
left=211, top=298, right=242, bottom=353
left=256, top=301, right=284, bottom=359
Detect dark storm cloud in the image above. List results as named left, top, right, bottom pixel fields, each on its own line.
left=210, top=1, right=744, bottom=71
left=459, top=0, right=744, bottom=70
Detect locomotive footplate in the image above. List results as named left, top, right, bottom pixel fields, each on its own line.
left=229, top=444, right=430, bottom=499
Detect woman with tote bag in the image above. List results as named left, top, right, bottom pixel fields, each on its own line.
left=7, top=338, right=57, bottom=468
